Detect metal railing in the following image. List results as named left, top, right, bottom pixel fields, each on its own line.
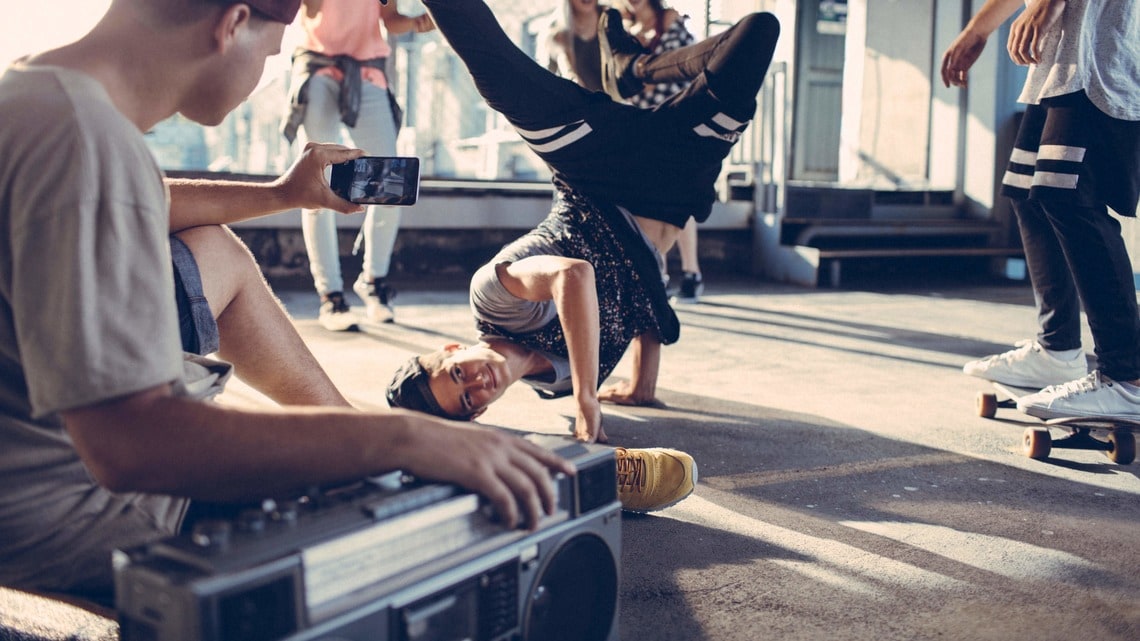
left=722, top=60, right=788, bottom=213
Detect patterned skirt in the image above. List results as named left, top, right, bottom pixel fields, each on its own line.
left=476, top=186, right=679, bottom=396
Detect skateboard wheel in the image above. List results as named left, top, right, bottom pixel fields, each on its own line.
left=1023, top=428, right=1051, bottom=460
left=1106, top=431, right=1136, bottom=465
left=977, top=392, right=998, bottom=419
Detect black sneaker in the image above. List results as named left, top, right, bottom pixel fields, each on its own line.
left=354, top=277, right=396, bottom=323
left=671, top=272, right=704, bottom=304
left=318, top=292, right=360, bottom=331
left=598, top=8, right=647, bottom=101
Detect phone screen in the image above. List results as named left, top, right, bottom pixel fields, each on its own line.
left=330, top=156, right=421, bottom=206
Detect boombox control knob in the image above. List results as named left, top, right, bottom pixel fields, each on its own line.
left=531, top=584, right=550, bottom=609
left=190, top=519, right=232, bottom=548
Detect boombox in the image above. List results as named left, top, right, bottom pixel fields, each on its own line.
left=113, top=435, right=621, bottom=641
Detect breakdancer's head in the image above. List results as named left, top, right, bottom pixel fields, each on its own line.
left=387, top=340, right=536, bottom=420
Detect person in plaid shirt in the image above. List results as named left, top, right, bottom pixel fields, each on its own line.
left=620, top=0, right=695, bottom=109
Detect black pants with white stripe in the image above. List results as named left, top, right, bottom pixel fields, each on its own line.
left=421, top=0, right=779, bottom=228
left=1001, top=92, right=1140, bottom=381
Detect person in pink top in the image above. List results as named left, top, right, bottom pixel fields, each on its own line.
left=283, top=0, right=434, bottom=329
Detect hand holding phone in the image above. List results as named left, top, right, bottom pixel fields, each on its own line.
left=330, top=156, right=421, bottom=206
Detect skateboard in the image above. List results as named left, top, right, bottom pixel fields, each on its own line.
left=976, top=381, right=1137, bottom=464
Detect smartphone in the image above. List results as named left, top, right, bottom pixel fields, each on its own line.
left=330, top=156, right=420, bottom=206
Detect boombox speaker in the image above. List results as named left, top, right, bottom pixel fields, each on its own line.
left=114, top=435, right=621, bottom=641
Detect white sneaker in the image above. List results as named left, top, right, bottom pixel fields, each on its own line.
left=962, top=340, right=1087, bottom=388
left=353, top=277, right=396, bottom=323
left=318, top=292, right=359, bottom=332
left=1017, top=371, right=1140, bottom=420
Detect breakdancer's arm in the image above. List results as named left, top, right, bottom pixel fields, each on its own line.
left=496, top=256, right=608, bottom=444
left=599, top=333, right=663, bottom=408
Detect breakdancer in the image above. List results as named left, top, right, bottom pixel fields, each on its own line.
left=388, top=0, right=780, bottom=446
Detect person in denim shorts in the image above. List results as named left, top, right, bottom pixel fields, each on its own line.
left=0, top=0, right=571, bottom=602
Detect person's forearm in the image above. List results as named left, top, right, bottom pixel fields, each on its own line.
left=166, top=143, right=366, bottom=231
left=497, top=256, right=601, bottom=416
left=551, top=263, right=601, bottom=409
left=64, top=388, right=424, bottom=501
left=965, top=0, right=1028, bottom=37
left=380, top=3, right=433, bottom=35
left=64, top=386, right=575, bottom=530
left=382, top=13, right=418, bottom=34
left=626, top=334, right=661, bottom=400
left=167, top=179, right=293, bottom=232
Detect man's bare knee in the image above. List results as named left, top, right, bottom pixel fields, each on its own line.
left=175, top=225, right=256, bottom=265
left=173, top=226, right=265, bottom=318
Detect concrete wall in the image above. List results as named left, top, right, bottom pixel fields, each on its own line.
left=841, top=0, right=936, bottom=187
left=842, top=0, right=1028, bottom=239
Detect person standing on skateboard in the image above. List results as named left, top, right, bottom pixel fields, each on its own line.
left=942, top=0, right=1140, bottom=420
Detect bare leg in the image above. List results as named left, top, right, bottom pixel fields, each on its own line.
left=174, top=225, right=351, bottom=407
left=677, top=219, right=701, bottom=275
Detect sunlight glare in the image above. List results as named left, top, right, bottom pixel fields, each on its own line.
left=2, top=2, right=111, bottom=65
left=668, top=495, right=965, bottom=596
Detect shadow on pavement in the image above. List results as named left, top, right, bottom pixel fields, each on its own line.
left=588, top=393, right=1140, bottom=641
left=676, top=299, right=1033, bottom=369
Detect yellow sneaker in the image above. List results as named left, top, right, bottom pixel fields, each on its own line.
left=615, top=447, right=697, bottom=513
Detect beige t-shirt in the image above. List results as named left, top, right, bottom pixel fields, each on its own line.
left=0, top=63, right=222, bottom=594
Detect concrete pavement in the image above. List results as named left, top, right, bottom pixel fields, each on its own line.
left=223, top=271, right=1140, bottom=641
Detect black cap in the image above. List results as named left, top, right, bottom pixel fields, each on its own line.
left=241, top=0, right=302, bottom=23
left=387, top=356, right=468, bottom=420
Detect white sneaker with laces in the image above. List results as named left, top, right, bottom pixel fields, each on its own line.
left=318, top=292, right=359, bottom=332
left=962, top=339, right=1087, bottom=389
left=1017, top=371, right=1140, bottom=420
left=353, top=277, right=395, bottom=324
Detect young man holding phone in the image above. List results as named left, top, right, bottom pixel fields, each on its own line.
left=0, top=0, right=582, bottom=603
